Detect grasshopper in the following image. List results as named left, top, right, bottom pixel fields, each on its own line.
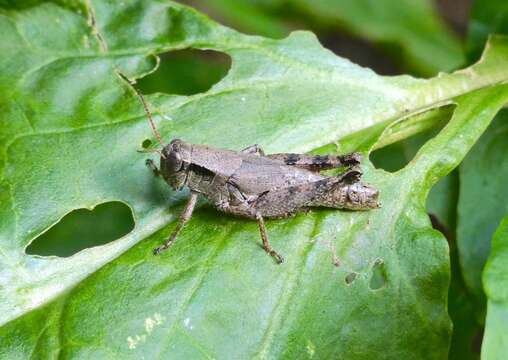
left=132, top=86, right=380, bottom=264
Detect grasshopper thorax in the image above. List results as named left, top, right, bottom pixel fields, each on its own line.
left=160, top=139, right=192, bottom=190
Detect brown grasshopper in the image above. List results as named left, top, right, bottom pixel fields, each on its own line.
left=133, top=87, right=380, bottom=264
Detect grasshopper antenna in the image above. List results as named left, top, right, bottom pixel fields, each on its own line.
left=132, top=85, right=166, bottom=149
left=117, top=72, right=166, bottom=152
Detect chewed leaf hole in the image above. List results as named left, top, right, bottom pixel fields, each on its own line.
left=137, top=49, right=231, bottom=96
left=370, top=105, right=454, bottom=173
left=26, top=201, right=134, bottom=257
left=345, top=272, right=358, bottom=285
left=369, top=259, right=387, bottom=290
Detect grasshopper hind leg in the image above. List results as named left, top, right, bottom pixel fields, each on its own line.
left=267, top=152, right=362, bottom=172
left=215, top=198, right=284, bottom=264
left=256, top=213, right=284, bottom=264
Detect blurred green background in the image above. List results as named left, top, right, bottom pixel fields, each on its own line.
left=29, top=1, right=508, bottom=358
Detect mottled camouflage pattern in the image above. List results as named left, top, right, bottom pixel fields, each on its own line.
left=152, top=139, right=380, bottom=263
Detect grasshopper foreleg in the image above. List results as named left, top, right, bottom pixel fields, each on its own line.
left=153, top=192, right=199, bottom=255
left=146, top=159, right=160, bottom=177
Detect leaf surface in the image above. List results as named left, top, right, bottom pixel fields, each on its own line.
left=482, top=214, right=508, bottom=359
left=1, top=1, right=508, bottom=357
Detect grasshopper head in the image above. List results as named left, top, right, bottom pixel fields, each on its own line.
left=342, top=182, right=380, bottom=210
left=160, top=139, right=192, bottom=190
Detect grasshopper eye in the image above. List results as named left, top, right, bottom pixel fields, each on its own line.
left=168, top=151, right=183, bottom=171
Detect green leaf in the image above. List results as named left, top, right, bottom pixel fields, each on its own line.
left=455, top=0, right=508, bottom=306
left=457, top=111, right=508, bottom=302
left=1, top=0, right=508, bottom=357
left=467, top=0, right=508, bottom=61
left=448, top=239, right=483, bottom=360
left=371, top=131, right=480, bottom=360
left=482, top=213, right=508, bottom=359
left=290, top=0, right=466, bottom=75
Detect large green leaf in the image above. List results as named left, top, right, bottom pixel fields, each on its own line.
left=457, top=112, right=508, bottom=302
left=448, top=235, right=482, bottom=360
left=482, top=213, right=508, bottom=359
left=445, top=3, right=508, bottom=355
left=1, top=0, right=508, bottom=357
left=289, top=0, right=465, bottom=75
left=371, top=131, right=482, bottom=360
left=455, top=0, right=508, bottom=306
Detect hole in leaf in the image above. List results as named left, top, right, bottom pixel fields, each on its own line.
left=370, top=135, right=424, bottom=173
left=141, top=138, right=153, bottom=149
left=471, top=327, right=484, bottom=354
left=345, top=272, right=358, bottom=285
left=370, top=105, right=455, bottom=172
left=26, top=201, right=135, bottom=257
left=369, top=259, right=387, bottom=290
left=137, top=49, right=231, bottom=95
left=370, top=106, right=454, bottom=172
left=428, top=170, right=459, bottom=244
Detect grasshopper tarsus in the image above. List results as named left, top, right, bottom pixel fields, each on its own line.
left=153, top=233, right=177, bottom=255
left=268, top=250, right=284, bottom=264
left=261, top=243, right=284, bottom=264
left=153, top=239, right=174, bottom=255
left=153, top=240, right=175, bottom=255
